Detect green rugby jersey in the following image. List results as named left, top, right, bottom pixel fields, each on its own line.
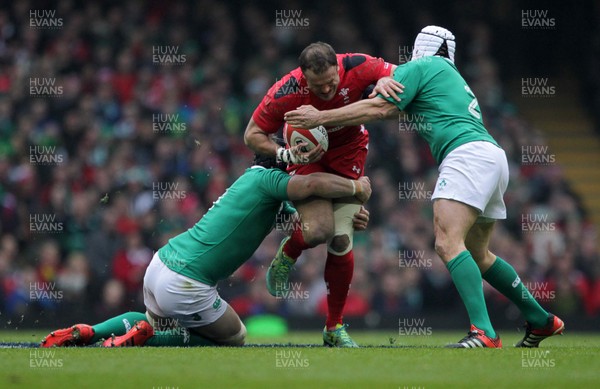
left=157, top=166, right=291, bottom=285
left=382, top=56, right=499, bottom=163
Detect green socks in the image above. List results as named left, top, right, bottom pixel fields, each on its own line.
left=90, top=312, right=148, bottom=343
left=483, top=257, right=549, bottom=328
left=446, top=251, right=496, bottom=338
left=145, top=329, right=216, bottom=347
left=90, top=311, right=218, bottom=346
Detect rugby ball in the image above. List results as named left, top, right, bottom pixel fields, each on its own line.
left=284, top=124, right=329, bottom=152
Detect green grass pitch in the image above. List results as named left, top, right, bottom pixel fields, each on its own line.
left=1, top=330, right=599, bottom=388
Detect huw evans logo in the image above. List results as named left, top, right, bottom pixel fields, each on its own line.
left=275, top=282, right=309, bottom=300
left=30, top=282, right=63, bottom=302
left=521, top=214, right=556, bottom=232
left=152, top=182, right=187, bottom=201
left=521, top=145, right=555, bottom=165
left=152, top=113, right=187, bottom=133
left=522, top=282, right=555, bottom=302
left=30, top=78, right=63, bottom=97
left=29, top=350, right=63, bottom=368
left=152, top=46, right=186, bottom=65
left=29, top=214, right=64, bottom=233
left=398, top=318, right=432, bottom=336
left=521, top=350, right=555, bottom=368
left=521, top=78, right=556, bottom=97
left=276, top=212, right=308, bottom=233
left=521, top=10, right=556, bottom=30
left=398, top=113, right=432, bottom=133
left=275, top=350, right=309, bottom=368
left=399, top=250, right=433, bottom=269
left=398, top=181, right=432, bottom=201
left=275, top=10, right=309, bottom=29
left=30, top=145, right=64, bottom=165
left=29, top=10, right=63, bottom=29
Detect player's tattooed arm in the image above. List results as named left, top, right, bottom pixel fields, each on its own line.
left=284, top=98, right=398, bottom=128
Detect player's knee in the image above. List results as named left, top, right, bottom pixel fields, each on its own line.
left=225, top=322, right=247, bottom=346
left=434, top=235, right=466, bottom=263
left=329, top=234, right=350, bottom=255
left=303, top=225, right=333, bottom=247
left=434, top=236, right=453, bottom=262
left=212, top=321, right=246, bottom=347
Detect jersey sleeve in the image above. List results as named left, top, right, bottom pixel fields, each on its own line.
left=251, top=94, right=286, bottom=134
left=346, top=53, right=394, bottom=83
left=251, top=75, right=302, bottom=133
left=379, top=61, right=423, bottom=111
left=260, top=169, right=292, bottom=201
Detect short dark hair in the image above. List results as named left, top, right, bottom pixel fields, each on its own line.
left=299, top=42, right=337, bottom=74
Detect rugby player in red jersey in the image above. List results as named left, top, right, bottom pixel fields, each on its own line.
left=244, top=42, right=402, bottom=347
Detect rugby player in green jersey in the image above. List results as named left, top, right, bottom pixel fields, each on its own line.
left=284, top=26, right=564, bottom=348
left=41, top=154, right=371, bottom=348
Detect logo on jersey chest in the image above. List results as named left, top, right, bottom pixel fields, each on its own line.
left=338, top=87, right=350, bottom=104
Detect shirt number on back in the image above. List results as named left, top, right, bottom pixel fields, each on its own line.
left=464, top=86, right=481, bottom=119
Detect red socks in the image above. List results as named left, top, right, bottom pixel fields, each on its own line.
left=324, top=250, right=354, bottom=329
left=284, top=229, right=354, bottom=330
left=283, top=228, right=311, bottom=259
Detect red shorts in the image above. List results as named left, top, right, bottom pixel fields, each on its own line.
left=287, top=126, right=369, bottom=180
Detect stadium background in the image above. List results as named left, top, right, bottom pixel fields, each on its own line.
left=0, top=0, right=599, bottom=333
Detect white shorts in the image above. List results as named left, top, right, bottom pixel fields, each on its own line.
left=143, top=253, right=228, bottom=328
left=432, top=141, right=509, bottom=221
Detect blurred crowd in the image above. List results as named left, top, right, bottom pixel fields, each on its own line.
left=0, top=0, right=598, bottom=329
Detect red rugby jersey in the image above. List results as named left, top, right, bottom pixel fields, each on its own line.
left=252, top=53, right=393, bottom=149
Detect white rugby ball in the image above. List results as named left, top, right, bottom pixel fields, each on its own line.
left=284, top=124, right=329, bottom=152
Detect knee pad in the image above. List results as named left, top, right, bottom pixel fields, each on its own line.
left=327, top=203, right=362, bottom=256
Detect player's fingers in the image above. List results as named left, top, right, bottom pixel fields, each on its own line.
left=353, top=211, right=367, bottom=222
left=358, top=206, right=369, bottom=218
left=352, top=215, right=368, bottom=230
left=388, top=89, right=400, bottom=102
left=284, top=109, right=300, bottom=118
left=392, top=83, right=404, bottom=92
left=374, top=85, right=389, bottom=98
left=308, top=144, right=323, bottom=159
left=285, top=117, right=301, bottom=126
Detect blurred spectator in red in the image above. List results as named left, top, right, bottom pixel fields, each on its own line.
left=112, top=229, right=152, bottom=296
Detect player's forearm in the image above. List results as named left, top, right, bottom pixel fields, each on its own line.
left=308, top=173, right=361, bottom=198
left=247, top=134, right=278, bottom=156
left=244, top=120, right=279, bottom=156
left=318, top=98, right=396, bottom=126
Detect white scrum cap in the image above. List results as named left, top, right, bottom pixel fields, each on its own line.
left=411, top=25, right=456, bottom=63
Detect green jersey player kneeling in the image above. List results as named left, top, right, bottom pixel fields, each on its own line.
left=41, top=153, right=371, bottom=348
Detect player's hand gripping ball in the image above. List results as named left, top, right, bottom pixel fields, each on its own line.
left=284, top=124, right=329, bottom=153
